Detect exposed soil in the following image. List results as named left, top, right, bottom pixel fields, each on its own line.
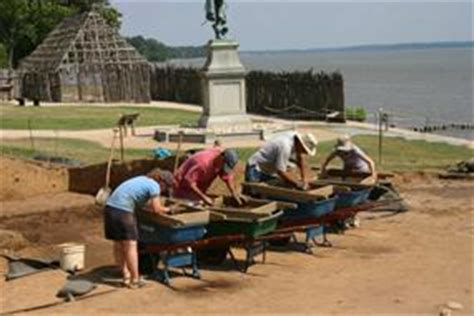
left=0, top=173, right=472, bottom=315
left=0, top=156, right=69, bottom=201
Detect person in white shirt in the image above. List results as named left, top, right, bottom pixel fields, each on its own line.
left=245, top=132, right=318, bottom=190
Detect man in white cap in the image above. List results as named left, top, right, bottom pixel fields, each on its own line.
left=245, top=131, right=318, bottom=190
left=321, top=134, right=376, bottom=183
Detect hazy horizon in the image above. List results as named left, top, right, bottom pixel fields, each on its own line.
left=112, top=1, right=473, bottom=51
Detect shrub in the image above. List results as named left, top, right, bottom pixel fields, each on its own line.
left=345, top=106, right=367, bottom=122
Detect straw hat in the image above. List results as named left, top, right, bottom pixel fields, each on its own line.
left=295, top=133, right=318, bottom=156
left=335, top=134, right=353, bottom=152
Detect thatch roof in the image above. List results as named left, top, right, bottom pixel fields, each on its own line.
left=19, top=10, right=148, bottom=73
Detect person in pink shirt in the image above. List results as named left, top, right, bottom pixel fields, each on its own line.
left=173, top=147, right=242, bottom=205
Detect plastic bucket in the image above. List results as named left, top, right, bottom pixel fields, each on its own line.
left=58, top=243, right=85, bottom=271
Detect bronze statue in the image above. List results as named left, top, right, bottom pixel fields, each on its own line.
left=205, top=0, right=228, bottom=39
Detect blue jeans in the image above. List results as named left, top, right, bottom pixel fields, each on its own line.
left=245, top=164, right=276, bottom=183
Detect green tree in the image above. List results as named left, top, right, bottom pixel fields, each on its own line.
left=0, top=43, right=8, bottom=68
left=60, top=0, right=121, bottom=29
left=126, top=36, right=206, bottom=62
left=0, top=0, right=121, bottom=69
left=126, top=36, right=168, bottom=62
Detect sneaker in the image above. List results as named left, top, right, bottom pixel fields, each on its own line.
left=127, top=278, right=147, bottom=290
left=122, top=277, right=131, bottom=288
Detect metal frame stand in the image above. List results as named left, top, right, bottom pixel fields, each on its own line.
left=148, top=248, right=201, bottom=285
left=289, top=225, right=332, bottom=254
left=227, top=241, right=267, bottom=273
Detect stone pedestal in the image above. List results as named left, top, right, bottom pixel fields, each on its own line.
left=198, top=40, right=252, bottom=129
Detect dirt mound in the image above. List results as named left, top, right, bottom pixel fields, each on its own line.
left=0, top=156, right=69, bottom=201
left=0, top=229, right=28, bottom=250
left=0, top=192, right=96, bottom=219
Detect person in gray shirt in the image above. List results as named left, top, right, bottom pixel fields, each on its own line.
left=321, top=134, right=376, bottom=183
left=245, top=132, right=318, bottom=190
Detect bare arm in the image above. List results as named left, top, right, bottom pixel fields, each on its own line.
left=149, top=196, right=170, bottom=214
left=359, top=152, right=376, bottom=175
left=276, top=169, right=300, bottom=188
left=321, top=151, right=338, bottom=174
left=296, top=152, right=311, bottom=184
left=224, top=180, right=243, bottom=205
left=189, top=182, right=214, bottom=205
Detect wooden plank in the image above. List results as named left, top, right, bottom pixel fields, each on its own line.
left=311, top=167, right=394, bottom=179
left=138, top=205, right=211, bottom=227
left=306, top=185, right=334, bottom=197
left=245, top=201, right=278, bottom=214
left=242, top=182, right=330, bottom=201
left=310, top=179, right=373, bottom=189
left=209, top=209, right=264, bottom=222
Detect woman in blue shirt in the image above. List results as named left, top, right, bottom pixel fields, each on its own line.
left=104, top=168, right=174, bottom=289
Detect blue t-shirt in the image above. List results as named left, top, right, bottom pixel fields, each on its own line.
left=106, top=176, right=161, bottom=213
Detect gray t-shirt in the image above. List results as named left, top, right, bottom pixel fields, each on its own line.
left=248, top=132, right=296, bottom=173
left=335, top=144, right=370, bottom=173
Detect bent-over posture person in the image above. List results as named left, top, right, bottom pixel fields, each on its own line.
left=104, top=169, right=174, bottom=289
left=321, top=135, right=377, bottom=183
left=245, top=132, right=318, bottom=190
left=173, top=147, right=242, bottom=205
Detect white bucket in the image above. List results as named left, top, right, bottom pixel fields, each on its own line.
left=58, top=243, right=85, bottom=272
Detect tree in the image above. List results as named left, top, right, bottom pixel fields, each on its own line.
left=60, top=0, right=121, bottom=29
left=126, top=36, right=168, bottom=62
left=0, top=0, right=121, bottom=69
left=0, top=43, right=7, bottom=68
left=126, top=36, right=206, bottom=62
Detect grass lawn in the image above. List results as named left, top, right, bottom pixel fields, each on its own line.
left=0, top=138, right=152, bottom=164
left=0, top=104, right=199, bottom=130
left=310, top=135, right=473, bottom=171
left=1, top=135, right=472, bottom=171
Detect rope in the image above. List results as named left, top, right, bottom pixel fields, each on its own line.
left=262, top=104, right=333, bottom=118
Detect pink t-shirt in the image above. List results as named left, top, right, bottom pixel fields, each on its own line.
left=173, top=148, right=234, bottom=201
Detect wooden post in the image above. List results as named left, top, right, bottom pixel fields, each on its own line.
left=173, top=132, right=184, bottom=173
left=119, top=126, right=124, bottom=162
left=378, top=108, right=383, bottom=165
left=27, top=119, right=35, bottom=152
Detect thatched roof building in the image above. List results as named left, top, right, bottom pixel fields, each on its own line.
left=19, top=10, right=150, bottom=103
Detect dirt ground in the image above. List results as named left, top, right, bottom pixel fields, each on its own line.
left=0, top=174, right=472, bottom=315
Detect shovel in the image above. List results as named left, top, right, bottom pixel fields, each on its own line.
left=95, top=129, right=118, bottom=206
left=173, top=131, right=184, bottom=173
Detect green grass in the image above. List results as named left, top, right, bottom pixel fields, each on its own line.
left=0, top=104, right=199, bottom=130
left=1, top=135, right=472, bottom=170
left=310, top=135, right=473, bottom=171
left=0, top=138, right=152, bottom=164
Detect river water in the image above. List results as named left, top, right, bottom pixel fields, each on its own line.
left=169, top=47, right=473, bottom=140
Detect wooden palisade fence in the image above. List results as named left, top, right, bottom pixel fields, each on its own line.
left=150, top=65, right=345, bottom=121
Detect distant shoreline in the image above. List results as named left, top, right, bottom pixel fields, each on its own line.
left=242, top=41, right=474, bottom=55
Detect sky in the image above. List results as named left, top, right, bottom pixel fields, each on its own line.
left=111, top=1, right=473, bottom=51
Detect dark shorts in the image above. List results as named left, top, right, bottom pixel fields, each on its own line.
left=104, top=206, right=138, bottom=241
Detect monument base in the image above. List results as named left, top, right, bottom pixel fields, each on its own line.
left=198, top=114, right=252, bottom=130
left=200, top=39, right=249, bottom=129
left=154, top=121, right=294, bottom=145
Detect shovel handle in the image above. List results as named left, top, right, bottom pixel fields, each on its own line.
left=105, top=129, right=118, bottom=188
